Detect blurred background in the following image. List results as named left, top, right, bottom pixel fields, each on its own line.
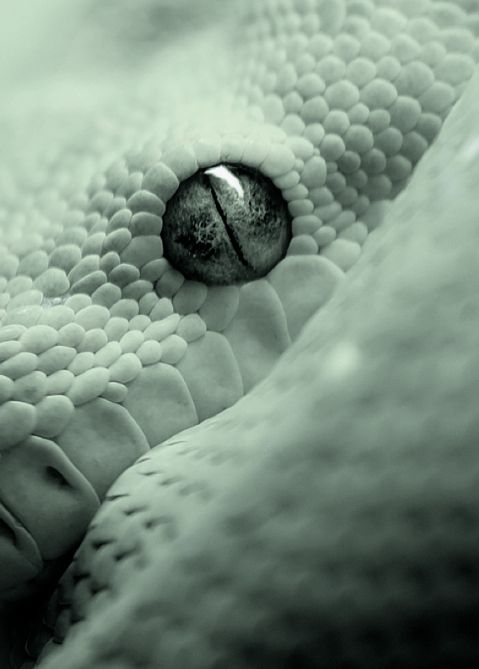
left=0, top=0, right=229, bottom=86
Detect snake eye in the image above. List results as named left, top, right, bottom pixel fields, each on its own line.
left=161, top=164, right=291, bottom=285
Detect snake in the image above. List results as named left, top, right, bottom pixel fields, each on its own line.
left=0, top=0, right=478, bottom=666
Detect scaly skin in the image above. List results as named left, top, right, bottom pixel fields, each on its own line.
left=0, top=0, right=478, bottom=666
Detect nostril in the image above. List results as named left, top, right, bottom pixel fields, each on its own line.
left=45, top=466, right=72, bottom=489
left=0, top=516, right=15, bottom=543
left=0, top=436, right=100, bottom=562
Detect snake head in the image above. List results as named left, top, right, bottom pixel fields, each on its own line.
left=0, top=396, right=149, bottom=601
left=0, top=436, right=98, bottom=600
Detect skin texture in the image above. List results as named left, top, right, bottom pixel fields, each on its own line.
left=0, top=0, right=479, bottom=666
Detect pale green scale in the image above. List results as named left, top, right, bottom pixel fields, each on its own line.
left=321, top=237, right=363, bottom=271
left=107, top=208, right=132, bottom=232
left=94, top=341, right=122, bottom=368
left=176, top=315, right=207, bottom=343
left=57, top=323, right=84, bottom=348
left=0, top=401, right=36, bottom=449
left=17, top=250, right=49, bottom=278
left=102, top=382, right=127, bottom=404
left=109, top=298, right=139, bottom=320
left=67, top=368, right=110, bottom=407
left=288, top=234, right=320, bottom=255
left=119, top=330, right=144, bottom=355
left=155, top=267, right=184, bottom=297
left=74, top=271, right=107, bottom=297
left=172, top=281, right=208, bottom=315
left=148, top=296, right=174, bottom=320
left=78, top=328, right=108, bottom=353
left=108, top=353, right=142, bottom=385
left=45, top=370, right=74, bottom=395
left=34, top=268, right=70, bottom=297
left=49, top=244, right=82, bottom=272
left=34, top=396, right=74, bottom=438
left=92, top=282, right=121, bottom=308
left=67, top=351, right=95, bottom=376
left=157, top=335, right=187, bottom=364
left=0, top=376, right=14, bottom=403
left=136, top=340, right=163, bottom=367
left=108, top=263, right=140, bottom=287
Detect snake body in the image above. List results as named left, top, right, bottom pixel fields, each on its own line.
left=1, top=0, right=479, bottom=666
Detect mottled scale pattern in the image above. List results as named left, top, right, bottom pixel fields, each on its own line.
left=1, top=0, right=477, bottom=448
left=0, top=0, right=478, bottom=667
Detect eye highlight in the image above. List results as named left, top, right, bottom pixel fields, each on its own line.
left=162, top=163, right=291, bottom=285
